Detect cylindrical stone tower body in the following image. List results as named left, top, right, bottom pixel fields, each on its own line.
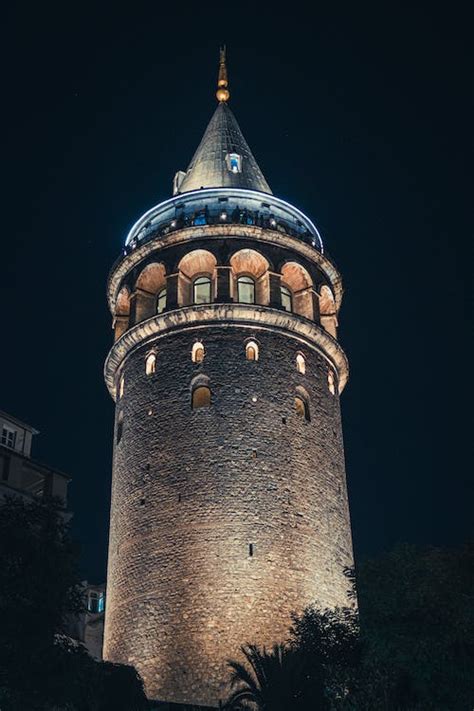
left=103, top=70, right=354, bottom=707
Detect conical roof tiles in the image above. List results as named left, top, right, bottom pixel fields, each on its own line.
left=178, top=102, right=272, bottom=194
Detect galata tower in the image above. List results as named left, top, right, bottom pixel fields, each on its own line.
left=103, top=49, right=354, bottom=708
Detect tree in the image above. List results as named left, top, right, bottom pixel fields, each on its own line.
left=0, top=495, right=149, bottom=711
left=0, top=495, right=84, bottom=709
left=352, top=543, right=474, bottom=710
left=225, top=643, right=307, bottom=710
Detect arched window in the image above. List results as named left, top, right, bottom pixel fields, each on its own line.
left=145, top=353, right=156, bottom=375
left=193, top=276, right=212, bottom=304
left=192, top=341, right=205, bottom=363
left=157, top=288, right=167, bottom=314
left=118, top=375, right=125, bottom=399
left=246, top=340, right=259, bottom=361
left=328, top=368, right=336, bottom=395
left=295, top=387, right=311, bottom=421
left=237, top=275, right=255, bottom=304
left=280, top=285, right=292, bottom=312
left=296, top=353, right=306, bottom=374
left=192, top=386, right=211, bottom=409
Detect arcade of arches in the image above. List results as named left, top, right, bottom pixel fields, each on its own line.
left=113, top=248, right=338, bottom=342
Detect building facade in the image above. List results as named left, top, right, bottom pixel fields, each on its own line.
left=0, top=410, right=70, bottom=505
left=103, top=52, right=354, bottom=707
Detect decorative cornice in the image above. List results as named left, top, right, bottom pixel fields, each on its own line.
left=104, top=304, right=349, bottom=399
left=108, top=225, right=343, bottom=313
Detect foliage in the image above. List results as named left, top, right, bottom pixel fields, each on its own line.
left=351, top=543, right=474, bottom=710
left=0, top=495, right=148, bottom=711
left=225, top=643, right=309, bottom=710
left=225, top=544, right=474, bottom=710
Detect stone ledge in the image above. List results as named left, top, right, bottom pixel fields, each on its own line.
left=104, top=304, right=349, bottom=398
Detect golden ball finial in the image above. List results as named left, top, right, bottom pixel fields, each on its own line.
left=216, top=86, right=230, bottom=102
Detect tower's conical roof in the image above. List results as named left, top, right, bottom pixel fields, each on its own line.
left=177, top=50, right=272, bottom=195
left=178, top=102, right=272, bottom=195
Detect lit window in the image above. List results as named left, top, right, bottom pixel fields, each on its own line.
left=192, top=386, right=211, bottom=409
left=118, top=375, right=125, bottom=399
left=295, top=392, right=310, bottom=421
left=1, top=426, right=16, bottom=450
left=193, top=276, right=212, bottom=304
left=145, top=353, right=156, bottom=375
left=328, top=369, right=336, bottom=395
left=157, top=288, right=167, bottom=314
left=237, top=275, right=255, bottom=304
left=281, top=285, right=292, bottom=312
left=296, top=353, right=306, bottom=374
left=116, top=411, right=124, bottom=444
left=192, top=341, right=205, bottom=363
left=227, top=153, right=242, bottom=173
left=88, top=591, right=105, bottom=614
left=246, top=340, right=259, bottom=361
left=193, top=212, right=207, bottom=226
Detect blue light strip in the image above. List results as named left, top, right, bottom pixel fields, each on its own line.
left=124, top=188, right=324, bottom=252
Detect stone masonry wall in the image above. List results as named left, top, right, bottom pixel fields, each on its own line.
left=103, top=326, right=354, bottom=707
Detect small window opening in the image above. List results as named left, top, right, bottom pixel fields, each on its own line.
left=157, top=288, right=167, bottom=314
left=118, top=375, right=125, bottom=399
left=145, top=352, right=156, bottom=375
left=140, top=498, right=146, bottom=506
left=227, top=153, right=242, bottom=173
left=192, top=386, right=211, bottom=409
left=237, top=275, right=255, bottom=304
left=245, top=340, right=259, bottom=361
left=280, top=285, right=292, bottom=312
left=116, top=411, right=124, bottom=444
left=328, top=369, right=336, bottom=395
left=249, top=543, right=254, bottom=557
left=296, top=353, right=306, bottom=374
left=193, top=276, right=212, bottom=304
left=295, top=396, right=310, bottom=422
left=1, top=426, right=16, bottom=450
left=192, top=341, right=205, bottom=363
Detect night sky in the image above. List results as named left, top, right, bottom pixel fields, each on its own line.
left=2, top=3, right=471, bottom=583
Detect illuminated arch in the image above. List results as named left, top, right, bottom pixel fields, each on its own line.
left=296, top=353, right=306, bottom=374
left=178, top=250, right=217, bottom=306
left=192, top=341, right=205, bottom=363
left=281, top=262, right=314, bottom=320
left=319, top=285, right=338, bottom=339
left=245, top=340, right=259, bottom=361
left=230, top=249, right=270, bottom=305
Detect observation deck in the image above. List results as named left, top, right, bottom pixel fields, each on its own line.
left=124, top=188, right=324, bottom=253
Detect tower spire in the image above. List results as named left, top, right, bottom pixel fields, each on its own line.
left=216, top=46, right=230, bottom=103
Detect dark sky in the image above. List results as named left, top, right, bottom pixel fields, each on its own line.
left=2, top=2, right=471, bottom=582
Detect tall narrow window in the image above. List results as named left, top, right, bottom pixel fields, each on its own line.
left=118, top=375, right=125, bottom=399
left=295, top=388, right=311, bottom=421
left=192, top=386, right=211, bottom=409
left=281, top=285, right=292, bottom=312
left=192, top=341, right=205, bottom=363
left=157, top=288, right=167, bottom=314
left=193, top=276, right=212, bottom=304
left=145, top=353, right=156, bottom=375
left=245, top=340, right=259, bottom=361
left=296, top=353, right=306, bottom=374
left=116, top=411, right=124, bottom=444
left=237, top=275, right=255, bottom=304
left=328, top=368, right=336, bottom=395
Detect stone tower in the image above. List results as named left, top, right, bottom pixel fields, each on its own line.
left=103, top=50, right=354, bottom=708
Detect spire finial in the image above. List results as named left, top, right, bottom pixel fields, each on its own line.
left=216, top=46, right=230, bottom=103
